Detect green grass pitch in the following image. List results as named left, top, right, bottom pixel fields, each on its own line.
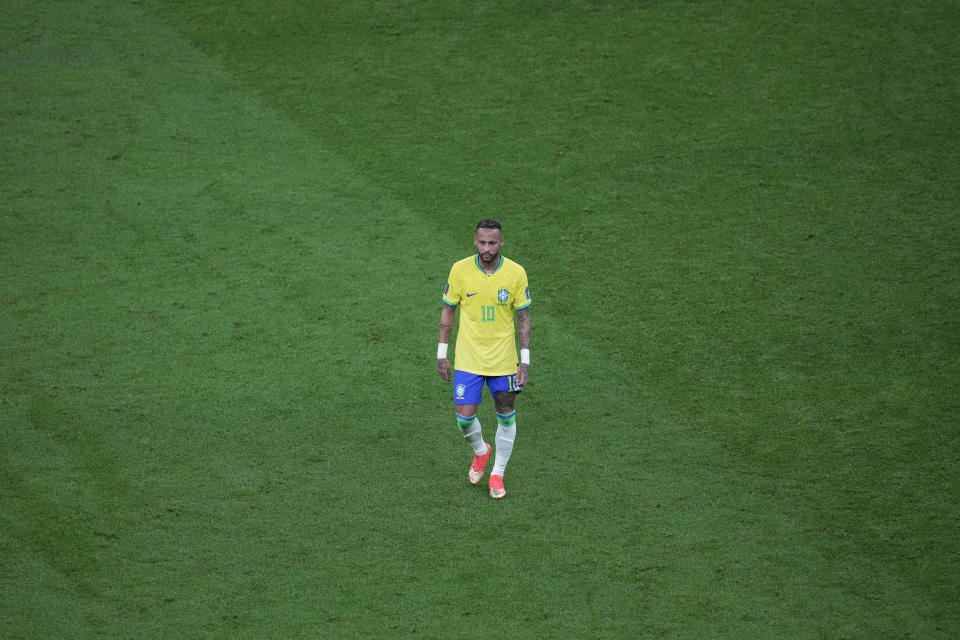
left=2, top=0, right=958, bottom=637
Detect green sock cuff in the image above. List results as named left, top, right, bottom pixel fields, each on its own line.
left=456, top=414, right=475, bottom=430
left=496, top=411, right=516, bottom=427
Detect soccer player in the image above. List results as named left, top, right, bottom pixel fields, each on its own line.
left=437, top=219, right=532, bottom=499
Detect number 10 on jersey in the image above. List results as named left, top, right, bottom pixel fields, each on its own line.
left=481, top=305, right=495, bottom=322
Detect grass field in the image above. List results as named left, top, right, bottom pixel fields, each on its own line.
left=2, top=0, right=958, bottom=637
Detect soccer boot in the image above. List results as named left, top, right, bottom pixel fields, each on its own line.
left=489, top=474, right=506, bottom=499
left=469, top=443, right=491, bottom=485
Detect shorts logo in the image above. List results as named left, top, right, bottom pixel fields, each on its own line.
left=455, top=384, right=466, bottom=400
left=497, top=288, right=509, bottom=303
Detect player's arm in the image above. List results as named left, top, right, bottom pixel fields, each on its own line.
left=516, top=307, right=531, bottom=385
left=437, top=303, right=456, bottom=381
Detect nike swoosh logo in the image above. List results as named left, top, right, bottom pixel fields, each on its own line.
left=466, top=293, right=478, bottom=297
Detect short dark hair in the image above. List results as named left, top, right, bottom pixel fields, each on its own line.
left=476, top=218, right=502, bottom=232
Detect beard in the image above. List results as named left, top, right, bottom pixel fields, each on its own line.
left=479, top=250, right=500, bottom=265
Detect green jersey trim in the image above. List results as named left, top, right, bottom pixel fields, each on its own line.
left=474, top=254, right=503, bottom=274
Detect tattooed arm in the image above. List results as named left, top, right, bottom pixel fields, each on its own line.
left=437, top=305, right=456, bottom=381
left=515, top=307, right=531, bottom=385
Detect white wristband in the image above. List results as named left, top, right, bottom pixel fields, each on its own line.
left=520, top=348, right=530, bottom=365
left=437, top=343, right=448, bottom=359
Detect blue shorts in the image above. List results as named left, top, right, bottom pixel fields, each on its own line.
left=453, top=370, right=523, bottom=405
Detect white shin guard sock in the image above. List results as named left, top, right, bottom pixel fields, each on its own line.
left=460, top=417, right=487, bottom=455
left=492, top=424, right=516, bottom=476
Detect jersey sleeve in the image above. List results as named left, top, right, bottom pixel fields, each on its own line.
left=442, top=264, right=461, bottom=307
left=512, top=267, right=532, bottom=311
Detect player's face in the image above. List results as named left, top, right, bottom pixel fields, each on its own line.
left=475, top=228, right=504, bottom=265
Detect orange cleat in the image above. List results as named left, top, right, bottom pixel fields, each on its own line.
left=468, top=443, right=491, bottom=485
left=489, top=474, right=506, bottom=499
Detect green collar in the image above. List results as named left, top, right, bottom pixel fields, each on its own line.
left=474, top=254, right=503, bottom=274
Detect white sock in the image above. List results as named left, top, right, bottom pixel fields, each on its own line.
left=457, top=414, right=487, bottom=455
left=492, top=423, right=516, bottom=476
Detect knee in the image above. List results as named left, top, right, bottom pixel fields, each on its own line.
left=493, top=394, right=516, bottom=415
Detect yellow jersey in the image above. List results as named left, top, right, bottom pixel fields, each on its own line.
left=442, top=254, right=532, bottom=376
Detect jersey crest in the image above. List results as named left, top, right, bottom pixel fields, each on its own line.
left=497, top=288, right=509, bottom=303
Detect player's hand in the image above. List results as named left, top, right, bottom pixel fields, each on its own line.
left=437, top=358, right=452, bottom=381
left=516, top=363, right=529, bottom=387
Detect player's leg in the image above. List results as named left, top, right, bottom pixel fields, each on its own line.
left=452, top=371, right=491, bottom=484
left=456, top=403, right=484, bottom=453
left=492, top=390, right=517, bottom=478
left=488, top=375, right=522, bottom=498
